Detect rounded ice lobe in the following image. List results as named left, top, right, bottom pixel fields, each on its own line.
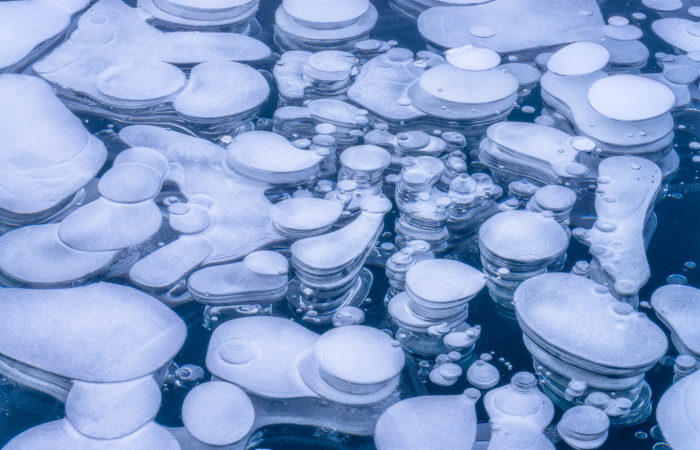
left=282, top=0, right=370, bottom=28
left=97, top=60, right=186, bottom=103
left=587, top=74, right=675, bottom=121
left=0, top=283, right=187, bottom=383
left=546, top=41, right=610, bottom=76
left=445, top=44, right=501, bottom=71
left=182, top=381, right=255, bottom=446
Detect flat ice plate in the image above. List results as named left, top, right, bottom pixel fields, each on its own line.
left=515, top=273, right=667, bottom=370
left=652, top=284, right=700, bottom=355
left=0, top=283, right=186, bottom=382
left=418, top=0, right=604, bottom=52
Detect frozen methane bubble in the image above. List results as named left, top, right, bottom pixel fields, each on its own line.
left=479, top=210, right=569, bottom=310
left=546, top=41, right=610, bottom=76
left=0, top=74, right=106, bottom=232
left=338, top=145, right=392, bottom=196
left=429, top=362, right=463, bottom=386
left=652, top=18, right=700, bottom=53
left=483, top=371, right=554, bottom=430
left=274, top=0, right=378, bottom=51
left=65, top=376, right=162, bottom=439
left=274, top=50, right=359, bottom=105
left=0, top=283, right=185, bottom=449
left=332, top=306, right=366, bottom=327
left=656, top=369, right=700, bottom=450
left=227, top=131, right=323, bottom=185
left=270, top=197, right=343, bottom=239
left=389, top=258, right=485, bottom=356
left=514, top=273, right=668, bottom=424
left=573, top=156, right=662, bottom=299
left=445, top=44, right=501, bottom=71
left=526, top=185, right=577, bottom=229
left=137, top=0, right=261, bottom=32
left=540, top=67, right=678, bottom=180
left=188, top=250, right=289, bottom=311
left=587, top=74, right=676, bottom=122
left=557, top=405, right=610, bottom=449
left=289, top=195, right=392, bottom=323
left=4, top=421, right=180, bottom=450
left=389, top=0, right=492, bottom=20
left=467, top=359, right=500, bottom=389
left=207, top=317, right=404, bottom=435
left=374, top=389, right=481, bottom=450
left=32, top=0, right=271, bottom=136
left=116, top=126, right=288, bottom=300
left=0, top=0, right=90, bottom=72
left=652, top=284, right=700, bottom=364
left=0, top=283, right=186, bottom=393
left=181, top=381, right=255, bottom=447
left=487, top=419, right=555, bottom=450
left=416, top=0, right=646, bottom=68
left=477, top=122, right=594, bottom=187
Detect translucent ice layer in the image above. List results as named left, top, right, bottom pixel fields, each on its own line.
left=0, top=283, right=186, bottom=399
left=0, top=74, right=106, bottom=229
left=656, top=369, right=700, bottom=450
left=374, top=389, right=480, bottom=450
left=515, top=272, right=667, bottom=423
left=33, top=0, right=271, bottom=136
left=652, top=284, right=700, bottom=362
left=0, top=0, right=90, bottom=72
left=206, top=317, right=404, bottom=436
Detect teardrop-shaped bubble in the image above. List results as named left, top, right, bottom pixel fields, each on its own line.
left=547, top=42, right=610, bottom=76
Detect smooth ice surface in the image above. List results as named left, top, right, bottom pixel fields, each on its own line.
left=4, top=420, right=180, bottom=450
left=313, top=326, right=404, bottom=387
left=0, top=283, right=186, bottom=382
left=0, top=224, right=117, bottom=286
left=374, top=390, right=480, bottom=450
left=656, top=370, right=700, bottom=450
left=207, top=316, right=318, bottom=398
left=514, top=273, right=668, bottom=370
left=270, top=198, right=343, bottom=237
left=652, top=18, right=700, bottom=52
left=418, top=0, right=604, bottom=52
left=0, top=74, right=106, bottom=215
left=226, top=131, right=322, bottom=184
left=573, top=156, right=661, bottom=297
left=33, top=0, right=270, bottom=115
left=181, top=381, right=254, bottom=446
left=479, top=210, right=568, bottom=263
left=0, top=0, right=89, bottom=71
left=173, top=61, right=269, bottom=120
left=405, top=259, right=485, bottom=304
left=652, top=284, right=700, bottom=356
left=587, top=75, right=675, bottom=122
left=65, top=377, right=162, bottom=439
left=546, top=42, right=610, bottom=76
left=291, top=196, right=391, bottom=272
left=282, top=0, right=370, bottom=27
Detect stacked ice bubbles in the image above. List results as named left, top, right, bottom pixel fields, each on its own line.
left=478, top=210, right=569, bottom=311
left=514, top=273, right=668, bottom=425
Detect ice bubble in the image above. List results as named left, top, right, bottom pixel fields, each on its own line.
left=587, top=74, right=675, bottom=121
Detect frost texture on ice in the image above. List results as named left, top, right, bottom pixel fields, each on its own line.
left=573, top=156, right=662, bottom=298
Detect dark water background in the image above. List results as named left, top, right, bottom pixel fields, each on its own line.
left=0, top=0, right=699, bottom=448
